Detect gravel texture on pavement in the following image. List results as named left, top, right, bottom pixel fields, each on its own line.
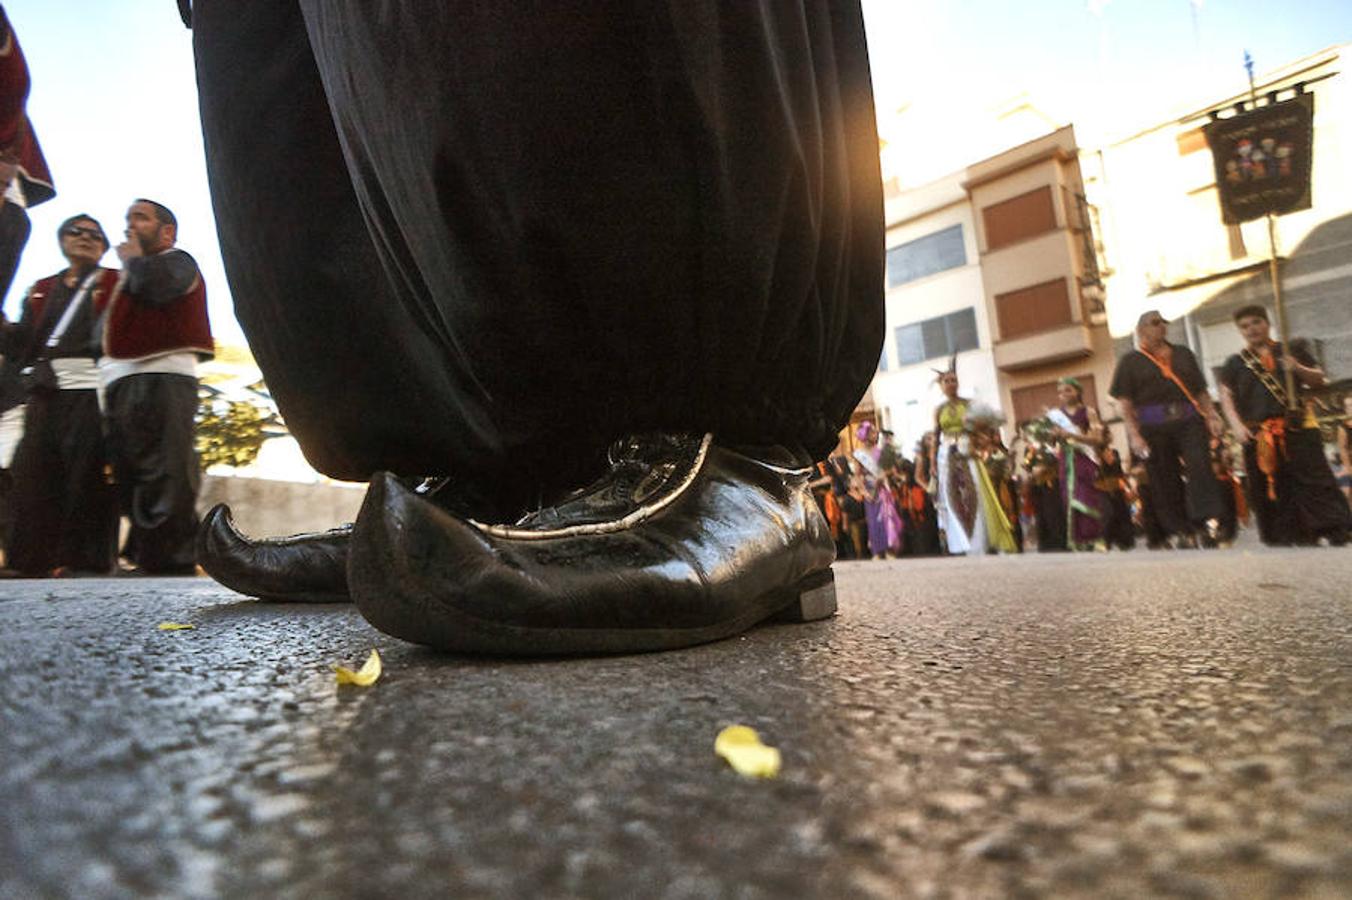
left=2, top=547, right=1351, bottom=898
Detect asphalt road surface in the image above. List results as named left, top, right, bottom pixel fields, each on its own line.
left=2, top=546, right=1350, bottom=899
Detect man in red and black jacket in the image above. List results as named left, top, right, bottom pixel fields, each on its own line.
left=0, top=4, right=55, bottom=303
left=99, top=199, right=213, bottom=575
left=0, top=215, right=118, bottom=576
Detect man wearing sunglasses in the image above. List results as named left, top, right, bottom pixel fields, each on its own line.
left=1109, top=310, right=1227, bottom=548
left=0, top=215, right=119, bottom=576
left=98, top=199, right=213, bottom=576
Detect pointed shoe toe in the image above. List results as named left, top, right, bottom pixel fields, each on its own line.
left=197, top=503, right=350, bottom=603
left=348, top=472, right=530, bottom=653
left=347, top=436, right=837, bottom=657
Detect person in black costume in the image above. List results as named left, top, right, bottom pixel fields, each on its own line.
left=896, top=461, right=939, bottom=556
left=1024, top=442, right=1067, bottom=552
left=1337, top=394, right=1352, bottom=509
left=186, top=2, right=885, bottom=654
left=1095, top=442, right=1135, bottom=551
left=1209, top=444, right=1242, bottom=546
left=0, top=216, right=119, bottom=576
left=1217, top=305, right=1350, bottom=546
left=1109, top=310, right=1226, bottom=548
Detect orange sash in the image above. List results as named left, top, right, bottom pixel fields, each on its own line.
left=1137, top=345, right=1205, bottom=418
left=1252, top=417, right=1287, bottom=501
left=823, top=490, right=842, bottom=537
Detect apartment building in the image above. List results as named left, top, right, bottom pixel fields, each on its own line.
left=967, top=126, right=1117, bottom=427
left=871, top=171, right=997, bottom=454
left=867, top=125, right=1115, bottom=452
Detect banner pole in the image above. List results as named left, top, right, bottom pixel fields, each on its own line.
left=1265, top=213, right=1297, bottom=410
left=1245, top=52, right=1298, bottom=410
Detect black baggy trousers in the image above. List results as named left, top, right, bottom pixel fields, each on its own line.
left=105, top=374, right=202, bottom=573
left=5, top=388, right=118, bottom=575
left=1243, top=428, right=1352, bottom=545
left=191, top=2, right=884, bottom=516
left=1140, top=417, right=1225, bottom=537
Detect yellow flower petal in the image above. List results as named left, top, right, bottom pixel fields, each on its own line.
left=156, top=622, right=196, bottom=631
left=334, top=649, right=382, bottom=686
left=715, top=725, right=781, bottom=778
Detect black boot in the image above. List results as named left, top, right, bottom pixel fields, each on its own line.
left=347, top=433, right=838, bottom=656
left=197, top=504, right=351, bottom=602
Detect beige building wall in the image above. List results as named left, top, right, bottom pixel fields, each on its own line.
left=1087, top=44, right=1352, bottom=387
left=965, top=126, right=1118, bottom=430
left=198, top=475, right=364, bottom=539
left=873, top=173, right=1000, bottom=455
left=863, top=124, right=1119, bottom=451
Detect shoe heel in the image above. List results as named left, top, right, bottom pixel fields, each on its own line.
left=770, top=568, right=837, bottom=623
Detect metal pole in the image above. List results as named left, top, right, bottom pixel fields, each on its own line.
left=1245, top=52, right=1298, bottom=410
left=1266, top=214, right=1298, bottom=410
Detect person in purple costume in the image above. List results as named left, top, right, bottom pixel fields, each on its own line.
left=852, top=421, right=902, bottom=558
left=1052, top=377, right=1107, bottom=551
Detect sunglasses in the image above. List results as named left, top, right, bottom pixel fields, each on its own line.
left=62, top=226, right=104, bottom=241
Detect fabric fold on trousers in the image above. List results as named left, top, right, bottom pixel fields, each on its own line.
left=193, top=1, right=883, bottom=511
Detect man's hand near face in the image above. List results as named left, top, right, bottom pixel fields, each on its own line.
left=116, top=236, right=143, bottom=264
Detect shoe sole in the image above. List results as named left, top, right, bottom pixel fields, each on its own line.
left=359, top=567, right=837, bottom=657
left=251, top=590, right=350, bottom=603
left=767, top=569, right=838, bottom=623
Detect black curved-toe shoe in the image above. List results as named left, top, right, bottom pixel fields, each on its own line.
left=347, top=433, right=838, bottom=656
left=197, top=504, right=351, bottom=602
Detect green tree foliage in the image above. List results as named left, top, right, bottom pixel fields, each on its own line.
left=196, top=395, right=270, bottom=470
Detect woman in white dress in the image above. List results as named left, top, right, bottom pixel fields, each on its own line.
left=929, top=363, right=985, bottom=555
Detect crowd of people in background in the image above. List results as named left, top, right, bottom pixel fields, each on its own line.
left=812, top=308, right=1352, bottom=560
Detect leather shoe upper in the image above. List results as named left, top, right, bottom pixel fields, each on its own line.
left=197, top=504, right=351, bottom=602
left=347, top=433, right=835, bottom=655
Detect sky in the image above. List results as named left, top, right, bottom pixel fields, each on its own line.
left=4, top=1, right=1352, bottom=346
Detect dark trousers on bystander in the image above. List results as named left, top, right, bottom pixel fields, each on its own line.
left=5, top=388, right=117, bottom=574
left=104, top=374, right=202, bottom=574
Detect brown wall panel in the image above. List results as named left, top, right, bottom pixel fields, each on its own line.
left=1010, top=374, right=1098, bottom=426
left=1176, top=127, right=1207, bottom=155
left=995, top=277, right=1072, bottom=339
left=982, top=186, right=1057, bottom=251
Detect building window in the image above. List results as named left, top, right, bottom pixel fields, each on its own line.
left=895, top=308, right=979, bottom=365
left=878, top=347, right=888, bottom=372
left=886, top=224, right=966, bottom=288
left=994, top=277, right=1073, bottom=340
left=982, top=186, right=1057, bottom=251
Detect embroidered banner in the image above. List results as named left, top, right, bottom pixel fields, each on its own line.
left=1204, top=92, right=1314, bottom=225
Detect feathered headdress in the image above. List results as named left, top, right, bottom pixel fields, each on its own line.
left=931, top=353, right=957, bottom=383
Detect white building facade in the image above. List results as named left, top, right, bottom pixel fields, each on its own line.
left=873, top=173, right=1001, bottom=455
